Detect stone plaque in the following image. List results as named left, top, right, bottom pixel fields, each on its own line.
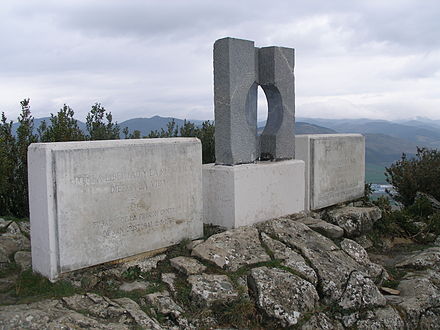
left=28, top=138, right=202, bottom=280
left=296, top=134, right=365, bottom=210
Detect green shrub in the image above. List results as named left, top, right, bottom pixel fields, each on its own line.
left=38, top=104, right=85, bottom=142
left=0, top=113, right=16, bottom=215
left=85, top=103, right=120, bottom=140
left=0, top=99, right=216, bottom=218
left=386, top=147, right=440, bottom=206
left=0, top=100, right=38, bottom=217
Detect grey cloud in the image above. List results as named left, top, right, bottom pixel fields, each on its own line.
left=1, top=0, right=440, bottom=121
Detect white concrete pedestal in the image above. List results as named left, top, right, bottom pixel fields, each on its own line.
left=202, top=160, right=305, bottom=229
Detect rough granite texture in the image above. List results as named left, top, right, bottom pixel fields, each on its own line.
left=214, top=37, right=295, bottom=164
left=192, top=226, right=271, bottom=271
left=258, top=46, right=295, bottom=160
left=325, top=206, right=382, bottom=238
left=249, top=266, right=319, bottom=327
left=187, top=274, right=239, bottom=307
left=2, top=206, right=440, bottom=328
left=214, top=37, right=258, bottom=165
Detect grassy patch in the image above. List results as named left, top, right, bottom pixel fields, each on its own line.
left=0, top=262, right=20, bottom=278
left=14, top=270, right=79, bottom=303
left=173, top=273, right=197, bottom=314
left=211, top=297, right=258, bottom=328
left=166, top=239, right=192, bottom=259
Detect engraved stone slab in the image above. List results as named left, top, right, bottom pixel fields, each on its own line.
left=295, top=134, right=365, bottom=210
left=28, top=138, right=203, bottom=280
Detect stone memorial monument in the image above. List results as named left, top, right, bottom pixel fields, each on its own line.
left=28, top=138, right=203, bottom=280
left=203, top=37, right=305, bottom=228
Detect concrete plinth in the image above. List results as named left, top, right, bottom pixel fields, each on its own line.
left=202, top=160, right=305, bottom=229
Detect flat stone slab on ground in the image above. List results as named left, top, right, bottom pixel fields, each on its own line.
left=28, top=138, right=203, bottom=280
left=123, top=254, right=167, bottom=273
left=192, top=226, right=270, bottom=271
left=170, top=256, right=207, bottom=275
left=119, top=281, right=150, bottom=292
left=187, top=274, right=239, bottom=307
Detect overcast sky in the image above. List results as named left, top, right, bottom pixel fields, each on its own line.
left=1, top=0, right=439, bottom=122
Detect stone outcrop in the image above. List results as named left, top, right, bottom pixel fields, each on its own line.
left=1, top=207, right=440, bottom=328
left=0, top=294, right=162, bottom=330
left=325, top=206, right=382, bottom=237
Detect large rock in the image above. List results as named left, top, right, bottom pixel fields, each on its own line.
left=191, top=226, right=270, bottom=271
left=260, top=232, right=317, bottom=285
left=249, top=266, right=319, bottom=327
left=297, top=217, right=344, bottom=239
left=396, top=247, right=440, bottom=270
left=419, top=307, right=440, bottom=329
left=187, top=274, right=239, bottom=307
left=397, top=269, right=440, bottom=329
left=14, top=251, right=32, bottom=271
left=339, top=306, right=404, bottom=329
left=258, top=218, right=367, bottom=304
left=145, top=290, right=189, bottom=328
left=257, top=217, right=339, bottom=253
left=170, top=256, right=206, bottom=275
left=114, top=298, right=163, bottom=330
left=0, top=294, right=162, bottom=329
left=325, top=206, right=382, bottom=238
left=340, top=238, right=387, bottom=282
left=0, top=236, right=26, bottom=258
left=161, top=273, right=176, bottom=293
left=337, top=271, right=386, bottom=310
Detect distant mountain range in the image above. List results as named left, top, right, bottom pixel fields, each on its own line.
left=12, top=115, right=439, bottom=184
left=297, top=117, right=440, bottom=149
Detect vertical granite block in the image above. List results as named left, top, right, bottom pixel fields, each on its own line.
left=214, top=37, right=258, bottom=165
left=258, top=46, right=295, bottom=160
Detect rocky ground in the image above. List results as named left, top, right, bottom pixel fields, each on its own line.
left=1, top=204, right=440, bottom=329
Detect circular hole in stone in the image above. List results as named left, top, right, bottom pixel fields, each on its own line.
left=257, top=86, right=268, bottom=135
